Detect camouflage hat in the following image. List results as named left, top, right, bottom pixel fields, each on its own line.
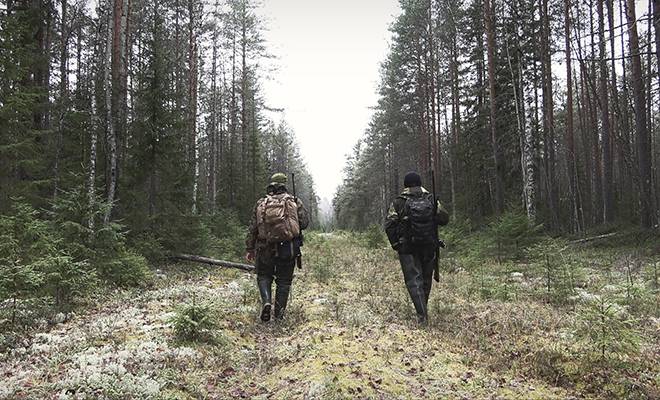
left=270, top=173, right=288, bottom=185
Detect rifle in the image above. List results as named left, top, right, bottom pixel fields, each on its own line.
left=431, top=170, right=440, bottom=282
left=291, top=173, right=303, bottom=269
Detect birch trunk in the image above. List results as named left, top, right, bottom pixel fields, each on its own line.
left=188, top=0, right=198, bottom=213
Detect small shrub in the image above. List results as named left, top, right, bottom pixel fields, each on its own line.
left=51, top=187, right=152, bottom=288
left=488, top=209, right=542, bottom=261
left=170, top=299, right=217, bottom=342
left=0, top=201, right=51, bottom=324
left=308, top=241, right=337, bottom=284
left=361, top=224, right=387, bottom=249
left=575, top=295, right=640, bottom=363
left=155, top=213, right=213, bottom=256
left=39, top=255, right=96, bottom=310
left=439, top=216, right=472, bottom=250
left=130, top=232, right=165, bottom=263
left=206, top=209, right=246, bottom=261
left=98, top=249, right=152, bottom=288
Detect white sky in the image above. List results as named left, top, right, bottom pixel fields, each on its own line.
left=259, top=0, right=401, bottom=201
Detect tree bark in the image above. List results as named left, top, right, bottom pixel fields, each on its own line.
left=103, top=0, right=117, bottom=224
left=540, top=0, right=558, bottom=228
left=598, top=0, right=614, bottom=222
left=188, top=0, right=199, bottom=213
left=654, top=0, right=660, bottom=85
left=53, top=0, right=68, bottom=198
left=625, top=0, right=657, bottom=227
left=484, top=0, right=504, bottom=214
left=564, top=0, right=581, bottom=232
left=207, top=15, right=219, bottom=213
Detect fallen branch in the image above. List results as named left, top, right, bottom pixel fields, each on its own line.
left=559, top=232, right=619, bottom=253
left=173, top=254, right=255, bottom=273
left=569, top=232, right=618, bottom=244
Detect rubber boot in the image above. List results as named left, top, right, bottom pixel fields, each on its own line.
left=257, top=276, right=273, bottom=322
left=411, top=291, right=428, bottom=325
left=273, top=284, right=291, bottom=320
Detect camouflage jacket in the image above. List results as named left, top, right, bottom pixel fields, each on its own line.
left=245, top=186, right=310, bottom=253
left=384, top=186, right=449, bottom=250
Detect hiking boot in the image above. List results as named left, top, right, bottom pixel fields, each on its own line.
left=260, top=303, right=272, bottom=322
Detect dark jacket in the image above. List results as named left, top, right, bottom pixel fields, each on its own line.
left=384, top=186, right=449, bottom=251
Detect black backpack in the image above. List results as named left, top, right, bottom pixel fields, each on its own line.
left=402, top=193, right=437, bottom=244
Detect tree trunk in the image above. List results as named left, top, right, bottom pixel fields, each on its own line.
left=540, top=0, right=558, bottom=228
left=654, top=0, right=660, bottom=85
left=229, top=13, right=237, bottom=207
left=427, top=1, right=438, bottom=180
left=625, top=0, right=657, bottom=227
left=598, top=0, right=614, bottom=222
left=103, top=0, right=117, bottom=224
left=188, top=0, right=198, bottom=213
left=207, top=18, right=219, bottom=213
left=484, top=0, right=504, bottom=214
left=450, top=26, right=461, bottom=217
left=564, top=0, right=581, bottom=232
left=53, top=0, right=68, bottom=198
left=240, top=2, right=248, bottom=196
left=579, top=65, right=593, bottom=224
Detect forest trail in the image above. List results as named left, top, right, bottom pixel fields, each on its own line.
left=0, top=233, right=591, bottom=400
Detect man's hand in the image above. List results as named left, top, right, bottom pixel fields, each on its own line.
left=245, top=251, right=255, bottom=263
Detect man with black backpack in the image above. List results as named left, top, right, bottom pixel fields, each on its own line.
left=246, top=173, right=309, bottom=322
left=385, top=171, right=449, bottom=324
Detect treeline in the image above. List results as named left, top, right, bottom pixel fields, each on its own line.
left=335, top=0, right=659, bottom=233
left=0, top=0, right=317, bottom=315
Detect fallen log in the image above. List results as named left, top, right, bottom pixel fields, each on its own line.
left=560, top=232, right=619, bottom=252
left=569, top=232, right=618, bottom=244
left=173, top=254, right=255, bottom=273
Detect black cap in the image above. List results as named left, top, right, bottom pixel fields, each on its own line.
left=404, top=171, right=422, bottom=188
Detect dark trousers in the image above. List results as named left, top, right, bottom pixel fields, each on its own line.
left=398, top=246, right=436, bottom=321
left=256, top=255, right=295, bottom=317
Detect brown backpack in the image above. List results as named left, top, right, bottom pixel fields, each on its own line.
left=257, top=193, right=300, bottom=243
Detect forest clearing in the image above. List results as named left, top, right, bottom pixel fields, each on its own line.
left=2, top=228, right=658, bottom=399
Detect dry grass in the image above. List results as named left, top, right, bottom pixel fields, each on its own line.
left=1, top=231, right=658, bottom=399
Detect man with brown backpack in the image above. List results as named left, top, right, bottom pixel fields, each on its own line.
left=245, top=173, right=309, bottom=322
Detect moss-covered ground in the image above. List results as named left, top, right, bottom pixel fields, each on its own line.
left=1, top=230, right=658, bottom=399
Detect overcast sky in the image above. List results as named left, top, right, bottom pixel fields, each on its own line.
left=259, top=0, right=401, bottom=201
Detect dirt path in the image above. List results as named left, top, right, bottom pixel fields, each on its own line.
left=1, top=234, right=586, bottom=399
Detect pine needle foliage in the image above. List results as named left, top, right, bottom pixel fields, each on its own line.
left=170, top=298, right=218, bottom=343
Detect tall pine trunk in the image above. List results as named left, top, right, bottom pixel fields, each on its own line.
left=598, top=0, right=614, bottom=222
left=565, top=0, right=580, bottom=231
left=484, top=0, right=504, bottom=214
left=625, top=0, right=657, bottom=227
left=53, top=0, right=68, bottom=198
